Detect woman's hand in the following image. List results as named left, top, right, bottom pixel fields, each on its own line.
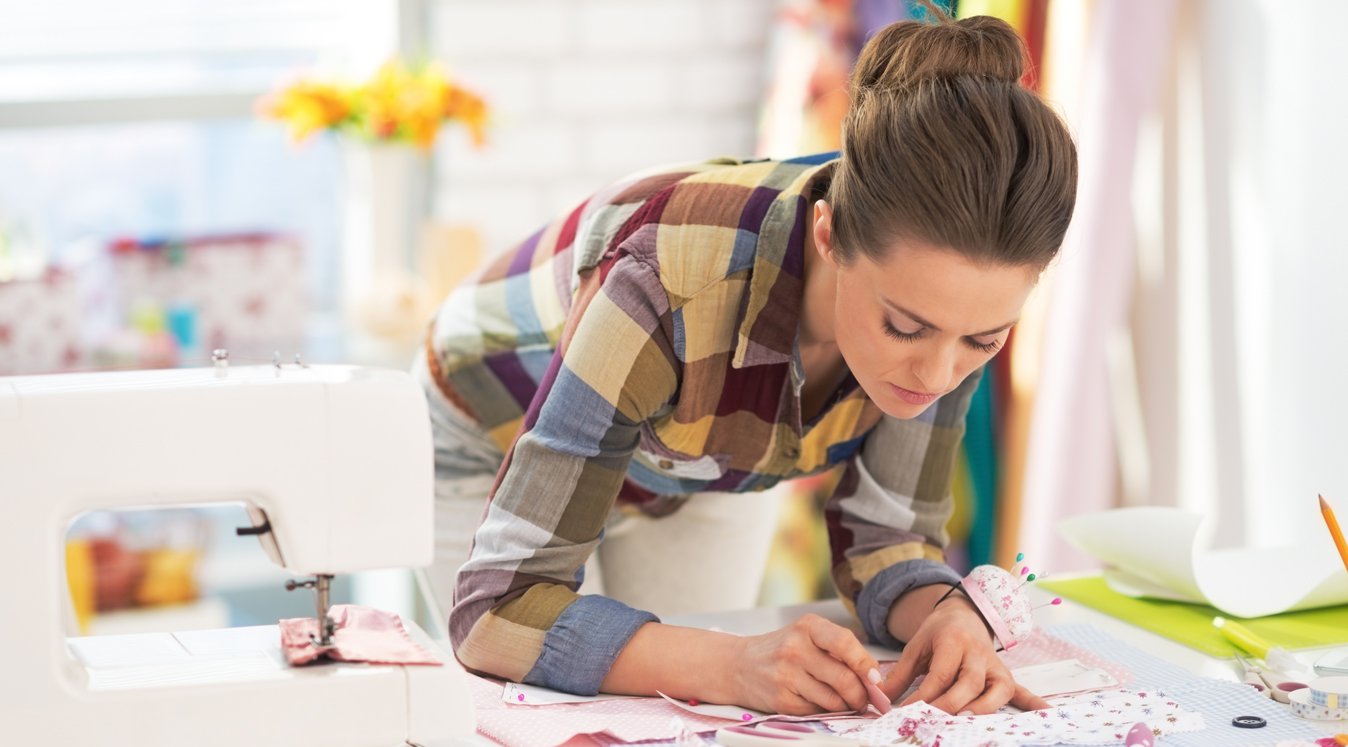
left=728, top=613, right=882, bottom=715
left=881, top=593, right=1049, bottom=715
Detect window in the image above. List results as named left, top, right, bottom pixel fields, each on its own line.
left=0, top=0, right=404, bottom=316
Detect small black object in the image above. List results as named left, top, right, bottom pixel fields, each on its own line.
left=1231, top=715, right=1266, bottom=729
left=235, top=519, right=272, bottom=536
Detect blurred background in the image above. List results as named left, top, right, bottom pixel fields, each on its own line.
left=3, top=0, right=1345, bottom=635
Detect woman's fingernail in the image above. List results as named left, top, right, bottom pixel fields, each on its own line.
left=958, top=710, right=973, bottom=717
left=868, top=668, right=882, bottom=684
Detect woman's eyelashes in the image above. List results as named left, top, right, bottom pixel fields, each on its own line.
left=967, top=337, right=1002, bottom=354
left=882, top=319, right=922, bottom=342
left=881, top=319, right=1004, bottom=354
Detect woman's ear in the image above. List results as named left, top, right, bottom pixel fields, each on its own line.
left=812, top=200, right=837, bottom=267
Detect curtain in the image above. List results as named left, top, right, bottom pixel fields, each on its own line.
left=1018, top=0, right=1178, bottom=569
left=1018, top=0, right=1348, bottom=568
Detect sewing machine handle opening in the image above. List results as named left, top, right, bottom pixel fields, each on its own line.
left=235, top=519, right=272, bottom=537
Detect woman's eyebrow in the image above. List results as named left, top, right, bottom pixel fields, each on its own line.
left=881, top=298, right=1018, bottom=337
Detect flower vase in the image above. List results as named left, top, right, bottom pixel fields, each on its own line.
left=340, top=142, right=434, bottom=364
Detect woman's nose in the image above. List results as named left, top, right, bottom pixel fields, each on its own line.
left=911, top=345, right=955, bottom=393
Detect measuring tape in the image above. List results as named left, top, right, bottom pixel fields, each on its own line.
left=1290, top=677, right=1348, bottom=721
left=1311, top=677, right=1348, bottom=709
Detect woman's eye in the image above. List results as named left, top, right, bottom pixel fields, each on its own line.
left=966, top=337, right=1002, bottom=354
left=882, top=320, right=922, bottom=342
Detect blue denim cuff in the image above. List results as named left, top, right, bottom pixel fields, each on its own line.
left=857, top=558, right=963, bottom=650
left=522, top=595, right=659, bottom=695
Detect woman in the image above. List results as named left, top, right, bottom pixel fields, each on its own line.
left=416, top=8, right=1077, bottom=717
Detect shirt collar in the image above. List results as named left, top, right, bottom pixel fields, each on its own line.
left=732, top=157, right=838, bottom=369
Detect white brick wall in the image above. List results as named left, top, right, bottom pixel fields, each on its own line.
left=577, top=1, right=707, bottom=52
left=428, top=0, right=779, bottom=257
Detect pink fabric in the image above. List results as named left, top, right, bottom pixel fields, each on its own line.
left=999, top=631, right=1132, bottom=688
left=469, top=673, right=732, bottom=747
left=279, top=604, right=441, bottom=666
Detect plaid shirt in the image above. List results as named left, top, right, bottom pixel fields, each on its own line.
left=426, top=154, right=977, bottom=694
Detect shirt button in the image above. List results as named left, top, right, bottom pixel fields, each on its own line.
left=783, top=447, right=799, bottom=459
left=658, top=459, right=674, bottom=470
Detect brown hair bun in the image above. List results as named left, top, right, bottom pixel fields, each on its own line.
left=851, top=14, right=1026, bottom=95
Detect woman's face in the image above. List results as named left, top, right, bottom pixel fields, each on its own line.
left=816, top=214, right=1041, bottom=420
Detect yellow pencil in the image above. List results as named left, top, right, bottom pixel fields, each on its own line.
left=1321, top=494, right=1348, bottom=575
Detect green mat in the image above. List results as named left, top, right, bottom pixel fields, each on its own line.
left=1039, top=575, right=1348, bottom=657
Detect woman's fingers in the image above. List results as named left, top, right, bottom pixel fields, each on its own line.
left=787, top=669, right=854, bottom=714
left=801, top=647, right=872, bottom=712
left=927, top=668, right=1050, bottom=716
left=954, top=669, right=1016, bottom=715
left=900, top=640, right=960, bottom=706
left=802, top=614, right=880, bottom=677
left=743, top=615, right=876, bottom=714
left=797, top=615, right=882, bottom=712
left=882, top=633, right=929, bottom=701
left=775, top=617, right=869, bottom=712
left=926, top=662, right=987, bottom=715
left=1009, top=683, right=1051, bottom=711
left=774, top=687, right=830, bottom=717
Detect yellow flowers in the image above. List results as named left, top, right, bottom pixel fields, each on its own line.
left=260, top=60, right=488, bottom=150
left=261, top=80, right=353, bottom=143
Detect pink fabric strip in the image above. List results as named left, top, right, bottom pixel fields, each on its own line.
left=279, top=604, right=442, bottom=667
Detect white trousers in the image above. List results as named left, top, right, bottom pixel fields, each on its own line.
left=414, top=353, right=784, bottom=622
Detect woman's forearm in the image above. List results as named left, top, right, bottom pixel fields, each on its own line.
left=600, top=622, right=744, bottom=702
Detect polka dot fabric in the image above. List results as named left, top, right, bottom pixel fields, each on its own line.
left=1000, top=630, right=1134, bottom=688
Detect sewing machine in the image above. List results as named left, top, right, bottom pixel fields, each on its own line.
left=0, top=357, right=477, bottom=745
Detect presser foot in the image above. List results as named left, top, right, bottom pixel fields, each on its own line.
left=284, top=573, right=338, bottom=648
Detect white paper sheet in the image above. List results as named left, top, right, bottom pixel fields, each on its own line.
left=502, top=680, right=637, bottom=706
left=1011, top=658, right=1119, bottom=698
left=1059, top=507, right=1348, bottom=617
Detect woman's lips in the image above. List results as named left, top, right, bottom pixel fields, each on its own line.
left=890, top=383, right=939, bottom=406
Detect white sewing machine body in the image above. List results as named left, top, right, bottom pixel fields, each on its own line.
left=0, top=363, right=475, bottom=745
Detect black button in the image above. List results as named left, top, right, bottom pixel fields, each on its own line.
left=1231, top=716, right=1266, bottom=729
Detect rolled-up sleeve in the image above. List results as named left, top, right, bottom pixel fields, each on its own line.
left=825, top=366, right=982, bottom=648
left=448, top=252, right=679, bottom=695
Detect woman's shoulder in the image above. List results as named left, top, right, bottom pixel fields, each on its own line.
left=582, top=154, right=840, bottom=297
left=596, top=153, right=837, bottom=221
